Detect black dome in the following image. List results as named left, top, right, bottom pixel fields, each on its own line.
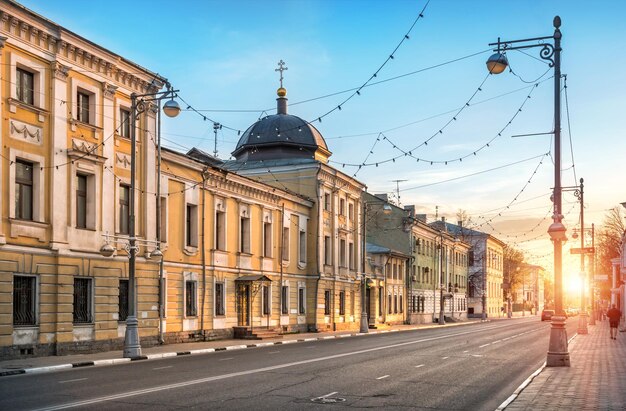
left=232, top=95, right=331, bottom=162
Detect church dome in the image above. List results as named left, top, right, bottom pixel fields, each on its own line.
left=231, top=88, right=331, bottom=163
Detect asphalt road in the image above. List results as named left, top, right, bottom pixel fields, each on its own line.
left=0, top=317, right=579, bottom=411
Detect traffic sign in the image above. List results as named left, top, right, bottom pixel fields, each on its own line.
left=570, top=247, right=595, bottom=254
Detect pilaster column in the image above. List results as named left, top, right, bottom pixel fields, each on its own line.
left=49, top=61, right=71, bottom=250
left=0, top=36, right=7, bottom=245
left=101, top=84, right=117, bottom=237
left=143, top=102, right=158, bottom=245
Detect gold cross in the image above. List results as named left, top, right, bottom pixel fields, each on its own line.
left=275, top=59, right=288, bottom=88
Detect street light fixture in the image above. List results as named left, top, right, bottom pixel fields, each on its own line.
left=488, top=16, right=569, bottom=367
left=100, top=83, right=179, bottom=358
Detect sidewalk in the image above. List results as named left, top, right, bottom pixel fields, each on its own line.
left=0, top=320, right=475, bottom=377
left=503, top=319, right=626, bottom=410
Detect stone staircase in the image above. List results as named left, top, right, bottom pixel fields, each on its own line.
left=233, top=326, right=282, bottom=340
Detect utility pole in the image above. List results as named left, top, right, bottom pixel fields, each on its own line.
left=213, top=122, right=221, bottom=158
left=390, top=180, right=407, bottom=206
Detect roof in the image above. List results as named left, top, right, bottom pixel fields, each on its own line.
left=429, top=220, right=506, bottom=247
left=366, top=242, right=410, bottom=258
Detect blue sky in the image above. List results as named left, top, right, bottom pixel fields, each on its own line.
left=20, top=0, right=625, bottom=272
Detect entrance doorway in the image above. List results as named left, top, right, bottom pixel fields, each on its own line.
left=237, top=284, right=250, bottom=326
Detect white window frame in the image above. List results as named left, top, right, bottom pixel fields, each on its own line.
left=8, top=149, right=45, bottom=222
left=13, top=274, right=39, bottom=326
left=298, top=285, right=306, bottom=315
left=281, top=281, right=289, bottom=315
left=262, top=284, right=272, bottom=316
left=183, top=271, right=199, bottom=318
left=71, top=165, right=97, bottom=230
left=71, top=79, right=101, bottom=127
left=184, top=184, right=199, bottom=253
left=324, top=235, right=332, bottom=266
left=239, top=204, right=251, bottom=254
left=263, top=210, right=273, bottom=258
left=215, top=197, right=226, bottom=251
left=339, top=238, right=347, bottom=268
left=9, top=54, right=45, bottom=110
left=214, top=279, right=226, bottom=317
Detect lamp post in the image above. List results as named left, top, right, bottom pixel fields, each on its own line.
left=482, top=248, right=489, bottom=321
left=566, top=178, right=588, bottom=334
left=487, top=16, right=569, bottom=367
left=361, top=200, right=392, bottom=333
left=438, top=232, right=445, bottom=325
left=101, top=84, right=180, bottom=358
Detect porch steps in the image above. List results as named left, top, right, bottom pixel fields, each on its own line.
left=233, top=327, right=283, bottom=340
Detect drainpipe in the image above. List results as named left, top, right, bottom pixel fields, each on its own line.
left=313, top=166, right=322, bottom=332
left=200, top=167, right=209, bottom=338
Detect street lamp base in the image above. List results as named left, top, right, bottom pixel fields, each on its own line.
left=577, top=312, right=589, bottom=334
left=359, top=311, right=369, bottom=334
left=438, top=312, right=445, bottom=325
left=123, top=316, right=142, bottom=358
left=546, top=315, right=570, bottom=367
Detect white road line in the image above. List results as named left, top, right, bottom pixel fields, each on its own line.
left=31, top=322, right=526, bottom=411
left=218, top=357, right=234, bottom=361
left=414, top=364, right=425, bottom=368
left=442, top=356, right=449, bottom=360
left=462, top=350, right=469, bottom=353
left=492, top=339, right=502, bottom=344
left=336, top=342, right=344, bottom=345
left=479, top=343, right=491, bottom=348
left=268, top=351, right=280, bottom=354
left=152, top=366, right=172, bottom=370
left=58, top=378, right=87, bottom=384
left=471, top=354, right=483, bottom=357
left=376, top=375, right=390, bottom=380
left=313, top=392, right=338, bottom=400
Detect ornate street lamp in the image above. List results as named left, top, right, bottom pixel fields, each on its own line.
left=488, top=16, right=569, bottom=367
left=100, top=83, right=179, bottom=358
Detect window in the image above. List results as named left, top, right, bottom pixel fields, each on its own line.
left=118, top=279, right=129, bottom=321
left=264, top=222, right=272, bottom=257
left=240, top=215, right=250, bottom=253
left=324, top=193, right=331, bottom=211
left=76, top=174, right=87, bottom=228
left=73, top=278, right=92, bottom=324
left=348, top=202, right=354, bottom=221
left=388, top=294, right=392, bottom=314
left=185, top=281, right=197, bottom=317
left=215, top=210, right=226, bottom=250
left=348, top=243, right=355, bottom=270
left=351, top=291, right=355, bottom=315
left=186, top=204, right=198, bottom=247
left=119, top=184, right=130, bottom=234
left=13, top=275, right=36, bottom=325
left=215, top=282, right=225, bottom=316
left=379, top=289, right=384, bottom=316
left=339, top=291, right=345, bottom=315
left=119, top=108, right=131, bottom=138
left=262, top=285, right=270, bottom=315
left=281, top=285, right=288, bottom=314
left=324, top=290, right=331, bottom=315
left=298, top=287, right=305, bottom=314
left=339, top=198, right=345, bottom=216
left=159, top=197, right=168, bottom=243
left=77, top=91, right=90, bottom=123
left=298, top=230, right=306, bottom=264
left=15, top=160, right=33, bottom=220
left=16, top=68, right=34, bottom=105
left=399, top=294, right=403, bottom=313
left=282, top=227, right=290, bottom=261
left=339, top=239, right=346, bottom=267
left=394, top=293, right=398, bottom=314
left=324, top=236, right=332, bottom=265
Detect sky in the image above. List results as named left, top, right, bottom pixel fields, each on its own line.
left=19, top=0, right=626, bottom=277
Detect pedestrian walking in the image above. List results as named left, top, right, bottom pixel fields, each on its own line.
left=606, top=304, right=621, bottom=340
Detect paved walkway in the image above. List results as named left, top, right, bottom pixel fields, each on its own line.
left=504, top=319, right=626, bottom=410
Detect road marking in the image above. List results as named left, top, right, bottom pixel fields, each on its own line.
left=58, top=378, right=87, bottom=384
left=268, top=351, right=280, bottom=354
left=152, top=366, right=172, bottom=370
left=441, top=356, right=449, bottom=360
left=492, top=339, right=502, bottom=344
left=219, top=357, right=234, bottom=361
left=313, top=392, right=338, bottom=400
left=415, top=364, right=425, bottom=368
left=471, top=354, right=483, bottom=357
left=376, top=375, right=390, bottom=380
left=336, top=342, right=344, bottom=345
left=462, top=350, right=469, bottom=353
left=479, top=343, right=491, bottom=348
left=31, top=322, right=527, bottom=411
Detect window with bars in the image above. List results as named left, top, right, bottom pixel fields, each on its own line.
left=16, top=68, right=34, bottom=105
left=339, top=291, right=345, bottom=316
left=15, top=160, right=34, bottom=221
left=77, top=91, right=90, bottom=123
left=185, top=281, right=197, bottom=317
left=119, top=184, right=130, bottom=234
left=281, top=285, right=288, bottom=314
left=73, top=278, right=92, bottom=324
left=13, top=275, right=36, bottom=326
left=76, top=174, right=87, bottom=229
left=119, top=108, right=131, bottom=138
left=215, top=282, right=225, bottom=316
left=324, top=290, right=331, bottom=315
left=118, top=279, right=129, bottom=321
left=298, top=287, right=305, bottom=314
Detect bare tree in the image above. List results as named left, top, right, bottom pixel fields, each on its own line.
left=596, top=207, right=625, bottom=299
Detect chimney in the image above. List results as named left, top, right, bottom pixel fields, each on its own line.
left=415, top=214, right=427, bottom=223
left=404, top=205, right=415, bottom=217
